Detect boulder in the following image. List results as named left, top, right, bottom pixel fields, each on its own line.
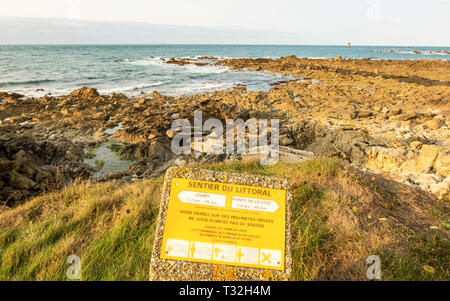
left=366, top=147, right=407, bottom=173
left=424, top=118, right=445, bottom=130
left=279, top=135, right=294, bottom=146
left=416, top=144, right=441, bottom=173
left=0, top=137, right=94, bottom=205
left=391, top=112, right=418, bottom=121
left=13, top=149, right=30, bottom=164
left=429, top=181, right=449, bottom=198
left=409, top=141, right=423, bottom=151
left=69, top=87, right=100, bottom=98
left=357, top=111, right=373, bottom=118
left=7, top=171, right=36, bottom=190
left=388, top=108, right=402, bottom=116
left=435, top=150, right=450, bottom=177
left=174, top=158, right=187, bottom=167
left=408, top=173, right=441, bottom=189
left=35, top=169, right=52, bottom=183
left=166, top=129, right=175, bottom=139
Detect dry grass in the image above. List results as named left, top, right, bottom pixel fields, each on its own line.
left=0, top=158, right=448, bottom=280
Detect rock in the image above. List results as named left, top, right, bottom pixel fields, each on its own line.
left=0, top=137, right=94, bottom=205
left=108, top=143, right=122, bottom=153
left=389, top=108, right=402, bottom=116
left=93, top=130, right=107, bottom=141
left=279, top=135, right=294, bottom=146
left=20, top=163, right=38, bottom=179
left=408, top=173, right=441, bottom=190
left=327, top=109, right=357, bottom=120
left=13, top=149, right=30, bottom=164
left=35, top=170, right=52, bottom=183
left=416, top=144, right=441, bottom=173
left=92, top=112, right=108, bottom=121
left=69, top=87, right=100, bottom=98
left=1, top=57, right=449, bottom=207
left=103, top=171, right=124, bottom=180
left=391, top=112, right=418, bottom=121
left=243, top=146, right=314, bottom=164
left=7, top=171, right=36, bottom=190
left=429, top=182, right=449, bottom=198
left=174, top=158, right=187, bottom=166
left=435, top=150, right=450, bottom=177
left=366, top=147, right=408, bottom=174
left=357, top=111, right=373, bottom=118
left=41, top=165, right=58, bottom=177
left=409, top=141, right=423, bottom=151
left=166, top=129, right=175, bottom=139
left=381, top=107, right=390, bottom=114
left=424, top=118, right=445, bottom=130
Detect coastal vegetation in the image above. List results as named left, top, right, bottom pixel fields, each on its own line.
left=1, top=158, right=448, bottom=280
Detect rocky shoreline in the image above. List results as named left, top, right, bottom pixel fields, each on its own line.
left=1, top=56, right=449, bottom=206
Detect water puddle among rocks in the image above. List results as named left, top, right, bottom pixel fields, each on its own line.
left=83, top=142, right=135, bottom=178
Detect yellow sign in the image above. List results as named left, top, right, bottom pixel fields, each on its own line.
left=161, top=178, right=286, bottom=270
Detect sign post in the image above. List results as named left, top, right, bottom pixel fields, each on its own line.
left=150, top=167, right=292, bottom=281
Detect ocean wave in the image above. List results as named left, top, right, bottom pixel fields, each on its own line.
left=0, top=79, right=55, bottom=87
left=170, top=82, right=235, bottom=96
left=127, top=57, right=167, bottom=66
left=180, top=64, right=229, bottom=74
left=372, top=49, right=450, bottom=56
left=99, top=81, right=169, bottom=94
left=420, top=51, right=450, bottom=56
left=126, top=56, right=230, bottom=74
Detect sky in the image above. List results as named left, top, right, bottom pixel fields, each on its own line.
left=0, top=0, right=449, bottom=45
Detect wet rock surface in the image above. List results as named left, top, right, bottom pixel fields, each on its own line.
left=1, top=56, right=449, bottom=204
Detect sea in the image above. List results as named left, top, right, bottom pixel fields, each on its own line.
left=1, top=45, right=449, bottom=98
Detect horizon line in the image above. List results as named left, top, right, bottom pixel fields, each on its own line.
left=1, top=43, right=450, bottom=48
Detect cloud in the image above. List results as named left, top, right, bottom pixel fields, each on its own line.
left=375, top=17, right=401, bottom=24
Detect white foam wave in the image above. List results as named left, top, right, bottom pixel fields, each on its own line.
left=379, top=49, right=450, bottom=56
left=170, top=82, right=235, bottom=96
left=180, top=64, right=229, bottom=74
left=126, top=57, right=230, bottom=74
left=100, top=81, right=168, bottom=94
left=127, top=57, right=167, bottom=66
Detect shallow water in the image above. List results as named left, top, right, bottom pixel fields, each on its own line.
left=83, top=142, right=134, bottom=178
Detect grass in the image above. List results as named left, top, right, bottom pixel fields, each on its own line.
left=0, top=158, right=448, bottom=280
